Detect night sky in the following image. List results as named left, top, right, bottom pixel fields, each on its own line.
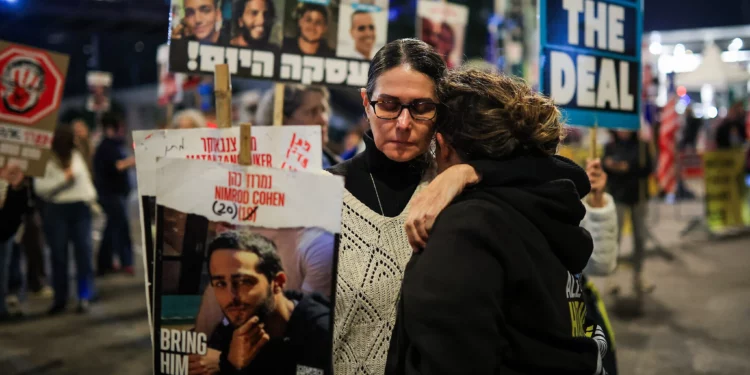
left=643, top=0, right=750, bottom=31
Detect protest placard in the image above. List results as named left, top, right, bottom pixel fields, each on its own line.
left=0, top=40, right=69, bottom=176
left=168, top=0, right=373, bottom=87
left=416, top=0, right=469, bottom=69
left=152, top=157, right=343, bottom=375
left=539, top=0, right=643, bottom=129
left=134, top=125, right=323, bottom=341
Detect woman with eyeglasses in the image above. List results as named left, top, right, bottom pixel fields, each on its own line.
left=327, top=38, right=483, bottom=375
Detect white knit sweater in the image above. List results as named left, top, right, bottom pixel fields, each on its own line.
left=333, top=183, right=426, bottom=375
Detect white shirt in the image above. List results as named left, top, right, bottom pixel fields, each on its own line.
left=35, top=151, right=97, bottom=203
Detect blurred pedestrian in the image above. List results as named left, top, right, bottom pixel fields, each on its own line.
left=581, top=158, right=620, bottom=374
left=35, top=126, right=98, bottom=314
left=603, top=130, right=653, bottom=306
left=94, top=112, right=135, bottom=276
left=0, top=164, right=28, bottom=321
left=172, top=108, right=207, bottom=129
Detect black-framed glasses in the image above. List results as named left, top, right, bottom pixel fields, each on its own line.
left=368, top=100, right=438, bottom=121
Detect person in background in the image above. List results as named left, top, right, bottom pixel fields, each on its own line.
left=35, top=126, right=98, bottom=314
left=0, top=164, right=28, bottom=322
left=715, top=101, right=747, bottom=149
left=581, top=157, right=620, bottom=374
left=603, top=130, right=653, bottom=310
left=94, top=112, right=136, bottom=276
left=173, top=108, right=208, bottom=129
left=282, top=2, right=335, bottom=57
left=256, top=84, right=342, bottom=168
left=6, top=177, right=53, bottom=315
left=72, top=118, right=94, bottom=176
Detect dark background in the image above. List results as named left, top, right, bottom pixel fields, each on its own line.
left=0, top=0, right=748, bottom=97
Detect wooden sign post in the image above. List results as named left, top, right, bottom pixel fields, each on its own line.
left=214, top=64, right=232, bottom=129
left=214, top=64, right=253, bottom=166
left=273, top=83, right=285, bottom=126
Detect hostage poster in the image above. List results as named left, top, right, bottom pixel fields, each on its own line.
left=416, top=0, right=468, bottom=69
left=153, top=157, right=343, bottom=375
left=167, top=0, right=388, bottom=87
left=134, top=125, right=323, bottom=340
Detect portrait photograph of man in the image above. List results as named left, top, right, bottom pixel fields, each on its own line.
left=156, top=212, right=335, bottom=375
left=171, top=0, right=230, bottom=45
left=281, top=0, right=337, bottom=57
left=335, top=3, right=387, bottom=61
left=229, top=0, right=284, bottom=51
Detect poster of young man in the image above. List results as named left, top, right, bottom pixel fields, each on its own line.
left=0, top=40, right=69, bottom=177
left=416, top=0, right=469, bottom=69
left=133, top=125, right=323, bottom=343
left=281, top=0, right=338, bottom=57
left=152, top=157, right=343, bottom=375
left=228, top=0, right=285, bottom=52
left=335, top=2, right=388, bottom=61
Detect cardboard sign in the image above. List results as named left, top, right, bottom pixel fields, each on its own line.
left=153, top=157, right=343, bottom=375
left=167, top=0, right=388, bottom=87
left=539, top=0, right=643, bottom=129
left=703, top=149, right=750, bottom=234
left=134, top=125, right=323, bottom=343
left=0, top=41, right=69, bottom=176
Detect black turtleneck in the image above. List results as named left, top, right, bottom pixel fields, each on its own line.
left=327, top=131, right=425, bottom=217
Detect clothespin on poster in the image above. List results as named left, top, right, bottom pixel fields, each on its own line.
left=273, top=83, right=285, bottom=127
left=239, top=123, right=253, bottom=166
left=214, top=64, right=253, bottom=166
left=214, top=64, right=232, bottom=129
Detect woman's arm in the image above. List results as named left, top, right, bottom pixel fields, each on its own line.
left=582, top=193, right=619, bottom=275
left=401, top=202, right=507, bottom=375
left=404, top=164, right=480, bottom=251
left=33, top=161, right=69, bottom=198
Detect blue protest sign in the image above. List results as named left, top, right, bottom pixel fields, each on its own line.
left=539, top=0, right=643, bottom=129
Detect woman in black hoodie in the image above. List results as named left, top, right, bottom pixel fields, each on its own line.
left=386, top=69, right=608, bottom=375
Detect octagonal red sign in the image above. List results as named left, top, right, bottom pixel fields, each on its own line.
left=0, top=45, right=64, bottom=126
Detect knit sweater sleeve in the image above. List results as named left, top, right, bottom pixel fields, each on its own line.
left=581, top=193, right=619, bottom=276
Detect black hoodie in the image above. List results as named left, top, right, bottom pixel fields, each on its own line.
left=213, top=290, right=332, bottom=375
left=385, top=155, right=607, bottom=375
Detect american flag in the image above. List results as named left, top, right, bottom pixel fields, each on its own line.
left=657, top=96, right=679, bottom=194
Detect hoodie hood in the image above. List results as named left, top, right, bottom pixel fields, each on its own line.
left=466, top=155, right=593, bottom=273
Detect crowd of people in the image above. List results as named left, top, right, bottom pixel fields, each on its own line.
left=6, top=36, right=747, bottom=374
left=0, top=111, right=136, bottom=320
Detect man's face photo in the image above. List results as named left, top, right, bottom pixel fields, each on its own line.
left=350, top=12, right=375, bottom=58
left=298, top=9, right=327, bottom=43
left=210, top=249, right=276, bottom=327
left=240, top=0, right=273, bottom=41
left=184, top=0, right=221, bottom=42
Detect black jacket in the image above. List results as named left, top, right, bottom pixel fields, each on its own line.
left=93, top=137, right=132, bottom=197
left=386, top=155, right=607, bottom=375
left=602, top=137, right=653, bottom=204
left=0, top=183, right=29, bottom=242
left=212, top=291, right=332, bottom=375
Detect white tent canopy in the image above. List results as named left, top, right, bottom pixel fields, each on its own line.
left=676, top=43, right=750, bottom=91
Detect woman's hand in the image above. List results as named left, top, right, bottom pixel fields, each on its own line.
left=586, top=158, right=607, bottom=208
left=405, top=164, right=480, bottom=252
left=0, top=165, right=25, bottom=189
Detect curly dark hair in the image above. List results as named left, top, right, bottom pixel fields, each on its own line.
left=436, top=69, right=565, bottom=161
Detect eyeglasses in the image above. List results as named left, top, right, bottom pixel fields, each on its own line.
left=368, top=100, right=438, bottom=121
